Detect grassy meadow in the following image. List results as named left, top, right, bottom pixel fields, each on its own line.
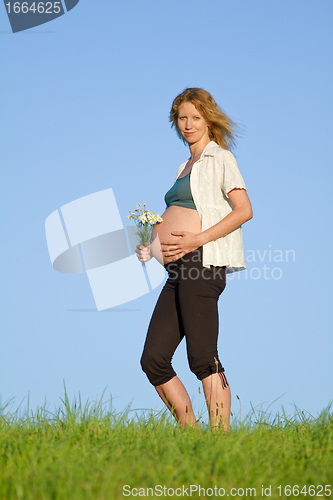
left=0, top=388, right=332, bottom=500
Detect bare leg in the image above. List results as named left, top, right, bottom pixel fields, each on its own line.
left=155, top=376, right=197, bottom=429
left=202, top=372, right=231, bottom=431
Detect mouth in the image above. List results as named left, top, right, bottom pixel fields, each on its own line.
left=184, top=132, right=195, bottom=136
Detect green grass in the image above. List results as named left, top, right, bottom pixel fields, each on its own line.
left=1, top=387, right=332, bottom=500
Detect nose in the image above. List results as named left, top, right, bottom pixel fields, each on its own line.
left=185, top=118, right=193, bottom=129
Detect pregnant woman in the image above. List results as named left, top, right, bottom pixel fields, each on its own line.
left=136, top=88, right=253, bottom=431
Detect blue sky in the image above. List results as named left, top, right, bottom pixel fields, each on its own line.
left=1, top=0, right=332, bottom=422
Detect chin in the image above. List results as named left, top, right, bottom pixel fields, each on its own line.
left=184, top=135, right=197, bottom=143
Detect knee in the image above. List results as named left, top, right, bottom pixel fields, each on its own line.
left=140, top=349, right=153, bottom=378
left=188, top=357, right=205, bottom=380
left=188, top=355, right=223, bottom=381
left=140, top=349, right=176, bottom=387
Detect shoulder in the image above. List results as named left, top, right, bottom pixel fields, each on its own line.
left=203, top=141, right=234, bottom=158
left=214, top=147, right=236, bottom=162
left=175, top=160, right=187, bottom=180
left=206, top=143, right=236, bottom=168
left=178, top=160, right=188, bottom=169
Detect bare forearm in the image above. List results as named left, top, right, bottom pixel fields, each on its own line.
left=196, top=207, right=253, bottom=246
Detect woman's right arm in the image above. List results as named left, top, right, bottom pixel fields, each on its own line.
left=135, top=242, right=151, bottom=263
left=135, top=229, right=164, bottom=266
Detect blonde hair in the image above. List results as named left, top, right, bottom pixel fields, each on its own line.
left=169, top=88, right=238, bottom=151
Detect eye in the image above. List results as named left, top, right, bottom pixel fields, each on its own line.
left=194, top=116, right=201, bottom=120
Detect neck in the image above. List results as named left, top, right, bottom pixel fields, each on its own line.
left=188, top=137, right=211, bottom=162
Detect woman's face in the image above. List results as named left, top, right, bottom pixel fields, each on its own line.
left=177, top=102, right=210, bottom=146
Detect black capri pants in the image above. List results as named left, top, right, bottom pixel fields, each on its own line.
left=140, top=246, right=227, bottom=387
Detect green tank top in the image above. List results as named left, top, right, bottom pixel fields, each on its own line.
left=164, top=171, right=196, bottom=210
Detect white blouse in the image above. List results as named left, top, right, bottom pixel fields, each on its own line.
left=174, top=141, right=248, bottom=273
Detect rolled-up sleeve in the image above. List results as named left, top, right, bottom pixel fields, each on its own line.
left=221, top=150, right=247, bottom=198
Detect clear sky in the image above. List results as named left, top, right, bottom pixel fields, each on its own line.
left=1, top=0, right=332, bottom=423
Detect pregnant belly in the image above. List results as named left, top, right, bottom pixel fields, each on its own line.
left=151, top=206, right=202, bottom=265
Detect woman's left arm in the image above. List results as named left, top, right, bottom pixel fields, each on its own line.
left=162, top=188, right=253, bottom=258
left=198, top=188, right=253, bottom=245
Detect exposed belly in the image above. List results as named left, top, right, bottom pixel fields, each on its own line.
left=151, top=205, right=202, bottom=265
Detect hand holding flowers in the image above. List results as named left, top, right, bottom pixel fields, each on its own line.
left=128, top=203, right=163, bottom=265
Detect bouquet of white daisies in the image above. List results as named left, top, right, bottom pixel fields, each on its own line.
left=128, top=203, right=163, bottom=252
